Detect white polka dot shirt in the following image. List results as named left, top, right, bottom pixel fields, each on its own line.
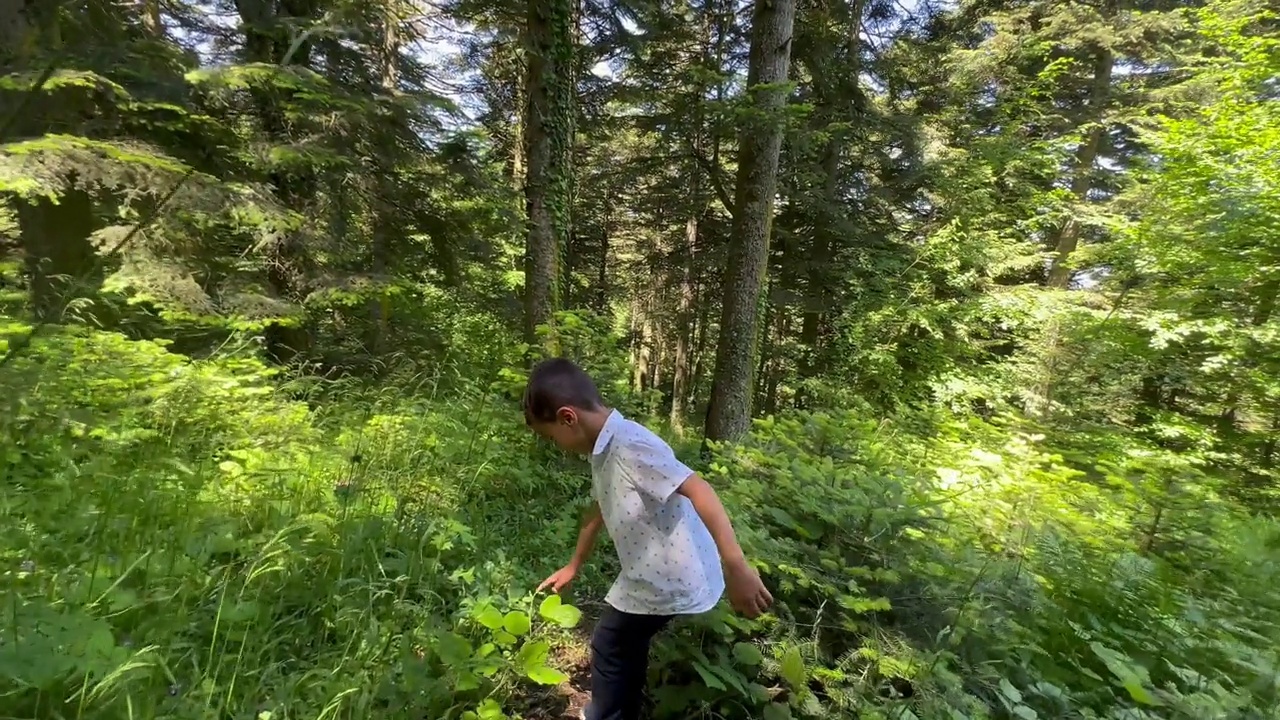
left=590, top=410, right=725, bottom=615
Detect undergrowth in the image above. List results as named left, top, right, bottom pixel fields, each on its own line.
left=3, top=323, right=1279, bottom=719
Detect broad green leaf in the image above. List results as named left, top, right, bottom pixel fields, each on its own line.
left=454, top=671, right=480, bottom=691
left=733, top=642, right=764, bottom=666
left=476, top=698, right=507, bottom=720
left=538, top=594, right=583, bottom=628
left=525, top=665, right=570, bottom=685
left=473, top=603, right=505, bottom=631
left=691, top=661, right=727, bottom=691
left=1089, top=642, right=1162, bottom=706
left=434, top=632, right=472, bottom=666
left=1000, top=678, right=1023, bottom=704
left=503, top=611, right=531, bottom=637
left=515, top=639, right=551, bottom=673
left=762, top=702, right=792, bottom=720
left=780, top=647, right=805, bottom=689
left=835, top=595, right=892, bottom=613
left=476, top=656, right=503, bottom=677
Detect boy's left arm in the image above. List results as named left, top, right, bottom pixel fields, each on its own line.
left=677, top=474, right=774, bottom=618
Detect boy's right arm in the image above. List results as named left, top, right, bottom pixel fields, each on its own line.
left=538, top=502, right=603, bottom=593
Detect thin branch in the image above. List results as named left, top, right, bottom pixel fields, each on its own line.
left=684, top=138, right=736, bottom=218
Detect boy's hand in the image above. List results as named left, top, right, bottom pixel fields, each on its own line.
left=725, top=559, right=773, bottom=618
left=537, top=564, right=579, bottom=594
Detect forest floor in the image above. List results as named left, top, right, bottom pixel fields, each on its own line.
left=520, top=604, right=598, bottom=718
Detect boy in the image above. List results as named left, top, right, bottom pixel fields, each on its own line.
left=524, top=358, right=772, bottom=720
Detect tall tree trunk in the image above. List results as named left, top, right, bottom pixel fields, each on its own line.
left=367, top=3, right=401, bottom=358
left=0, top=1, right=52, bottom=69
left=522, top=0, right=575, bottom=349
left=704, top=0, right=797, bottom=445
left=140, top=0, right=163, bottom=36
left=689, top=284, right=713, bottom=409
left=753, top=288, right=775, bottom=411
left=798, top=138, right=840, bottom=396
left=511, top=38, right=527, bottom=192
left=650, top=330, right=660, bottom=392
left=795, top=0, right=864, bottom=404
left=632, top=295, right=651, bottom=392
left=670, top=214, right=699, bottom=432
left=764, top=311, right=787, bottom=414
left=234, top=0, right=320, bottom=363
left=1046, top=43, right=1114, bottom=289
left=0, top=4, right=31, bottom=65
left=672, top=79, right=707, bottom=432
left=594, top=208, right=610, bottom=314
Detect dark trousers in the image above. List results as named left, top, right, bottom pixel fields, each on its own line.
left=586, top=605, right=673, bottom=720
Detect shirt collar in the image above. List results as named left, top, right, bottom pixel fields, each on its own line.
left=592, top=409, right=622, bottom=457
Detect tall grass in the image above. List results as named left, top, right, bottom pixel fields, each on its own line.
left=5, top=325, right=1280, bottom=720
left=0, top=327, right=591, bottom=720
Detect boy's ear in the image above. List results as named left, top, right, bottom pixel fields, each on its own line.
left=556, top=406, right=578, bottom=426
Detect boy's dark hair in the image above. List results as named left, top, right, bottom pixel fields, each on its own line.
left=523, top=358, right=604, bottom=424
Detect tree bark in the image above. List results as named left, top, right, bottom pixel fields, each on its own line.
left=140, top=0, right=163, bottom=36
left=632, top=295, right=651, bottom=392
left=366, top=4, right=401, bottom=358
left=764, top=311, right=787, bottom=414
left=670, top=214, right=698, bottom=432
left=690, top=283, right=712, bottom=412
left=1046, top=42, right=1114, bottom=289
left=672, top=74, right=708, bottom=431
left=704, top=0, right=797, bottom=445
left=594, top=207, right=610, bottom=314
left=795, top=0, right=864, bottom=403
left=522, top=0, right=575, bottom=349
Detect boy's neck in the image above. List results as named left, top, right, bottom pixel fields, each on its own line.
left=579, top=406, right=614, bottom=454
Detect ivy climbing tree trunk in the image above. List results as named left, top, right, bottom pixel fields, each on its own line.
left=703, top=0, right=796, bottom=445
left=522, top=0, right=575, bottom=349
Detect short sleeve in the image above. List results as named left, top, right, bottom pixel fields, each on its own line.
left=618, top=436, right=694, bottom=503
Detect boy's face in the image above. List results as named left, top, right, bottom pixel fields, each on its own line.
left=528, top=407, right=593, bottom=455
